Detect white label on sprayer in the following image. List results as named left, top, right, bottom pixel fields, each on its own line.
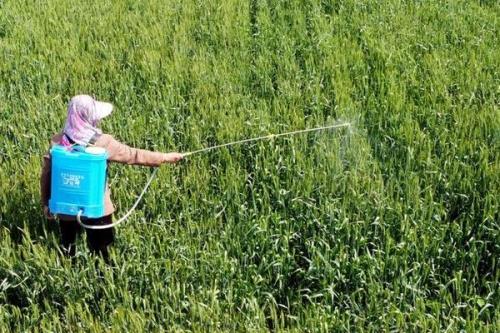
left=61, top=173, right=84, bottom=187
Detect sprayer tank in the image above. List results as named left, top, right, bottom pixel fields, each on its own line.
left=49, top=145, right=108, bottom=218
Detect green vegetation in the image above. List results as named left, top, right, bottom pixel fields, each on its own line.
left=0, top=0, right=498, bottom=331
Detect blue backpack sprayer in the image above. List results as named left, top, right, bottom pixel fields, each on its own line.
left=49, top=145, right=108, bottom=218
left=48, top=122, right=351, bottom=230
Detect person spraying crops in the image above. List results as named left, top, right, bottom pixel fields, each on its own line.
left=40, top=94, right=350, bottom=263
left=40, top=95, right=183, bottom=261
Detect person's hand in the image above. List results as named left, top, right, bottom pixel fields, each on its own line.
left=162, top=152, right=184, bottom=164
left=43, top=206, right=55, bottom=220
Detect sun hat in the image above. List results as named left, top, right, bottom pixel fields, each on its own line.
left=61, top=95, right=114, bottom=146
left=71, top=95, right=113, bottom=121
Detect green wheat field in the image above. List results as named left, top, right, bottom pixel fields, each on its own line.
left=0, top=0, right=498, bottom=331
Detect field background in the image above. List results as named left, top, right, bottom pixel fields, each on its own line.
left=0, top=0, right=498, bottom=331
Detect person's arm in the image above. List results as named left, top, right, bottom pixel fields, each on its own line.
left=97, top=134, right=183, bottom=166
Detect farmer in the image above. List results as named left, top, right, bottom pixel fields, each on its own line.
left=40, top=95, right=183, bottom=262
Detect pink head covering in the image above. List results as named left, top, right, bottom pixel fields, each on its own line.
left=61, top=95, right=113, bottom=146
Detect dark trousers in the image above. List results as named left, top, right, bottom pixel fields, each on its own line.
left=59, top=215, right=114, bottom=262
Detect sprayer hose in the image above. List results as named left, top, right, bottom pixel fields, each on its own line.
left=76, top=168, right=159, bottom=230
left=76, top=122, right=350, bottom=229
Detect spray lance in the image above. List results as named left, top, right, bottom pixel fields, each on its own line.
left=48, top=122, right=351, bottom=229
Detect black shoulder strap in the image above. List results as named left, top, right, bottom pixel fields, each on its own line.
left=88, top=133, right=102, bottom=145
left=63, top=133, right=75, bottom=144
left=63, top=132, right=101, bottom=146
